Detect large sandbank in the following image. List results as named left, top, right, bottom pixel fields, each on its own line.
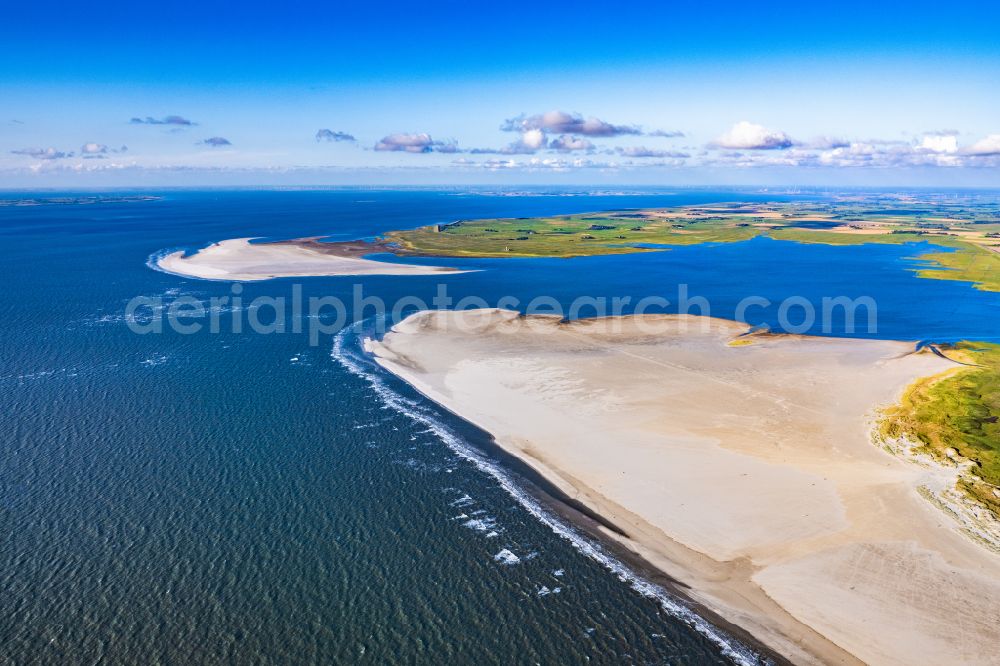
left=367, top=309, right=1000, bottom=665
left=157, top=237, right=463, bottom=281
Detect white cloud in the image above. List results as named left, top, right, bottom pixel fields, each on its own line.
left=919, top=134, right=958, bottom=153
left=700, top=136, right=996, bottom=169
left=962, top=134, right=1000, bottom=156
left=549, top=135, right=594, bottom=152
left=315, top=129, right=355, bottom=142
left=647, top=129, right=685, bottom=138
left=79, top=143, right=127, bottom=159
left=616, top=146, right=690, bottom=158
left=711, top=121, right=794, bottom=150
left=468, top=129, right=548, bottom=155
left=448, top=155, right=699, bottom=172
left=520, top=129, right=546, bottom=150
left=81, top=142, right=107, bottom=155
left=11, top=147, right=70, bottom=160
left=502, top=110, right=640, bottom=137
left=803, top=136, right=850, bottom=150
left=374, top=133, right=440, bottom=153
left=130, top=115, right=195, bottom=126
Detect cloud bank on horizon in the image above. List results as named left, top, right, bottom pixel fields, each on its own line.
left=3, top=0, right=999, bottom=185
left=10, top=110, right=1000, bottom=179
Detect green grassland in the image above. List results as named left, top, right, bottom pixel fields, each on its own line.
left=383, top=212, right=760, bottom=257
left=880, top=343, right=1000, bottom=515
left=766, top=228, right=1000, bottom=292
left=766, top=227, right=928, bottom=245
left=912, top=243, right=1000, bottom=292
left=381, top=201, right=1000, bottom=291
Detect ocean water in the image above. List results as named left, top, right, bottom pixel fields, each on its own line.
left=2, top=189, right=999, bottom=664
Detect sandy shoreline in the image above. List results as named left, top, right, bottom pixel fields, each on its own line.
left=156, top=237, right=464, bottom=281
left=367, top=309, right=1000, bottom=665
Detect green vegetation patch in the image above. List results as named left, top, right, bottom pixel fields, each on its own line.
left=379, top=202, right=1000, bottom=291
left=880, top=342, right=1000, bottom=514
left=766, top=227, right=926, bottom=246
left=382, top=213, right=759, bottom=258
left=914, top=243, right=1000, bottom=292
left=767, top=228, right=1000, bottom=292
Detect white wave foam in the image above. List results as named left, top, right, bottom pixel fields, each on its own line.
left=139, top=355, right=169, bottom=368
left=449, top=494, right=475, bottom=508
left=494, top=548, right=521, bottom=565
left=78, top=287, right=199, bottom=328
left=463, top=517, right=500, bottom=537
left=331, top=319, right=764, bottom=666
left=145, top=247, right=190, bottom=278
left=4, top=367, right=70, bottom=382
left=81, top=312, right=127, bottom=326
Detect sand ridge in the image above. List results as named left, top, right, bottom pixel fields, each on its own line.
left=368, top=308, right=1000, bottom=666
left=156, top=237, right=464, bottom=281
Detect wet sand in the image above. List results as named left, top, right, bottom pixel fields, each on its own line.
left=366, top=309, right=1000, bottom=666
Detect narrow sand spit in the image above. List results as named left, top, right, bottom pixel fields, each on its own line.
left=156, top=237, right=463, bottom=280
left=367, top=308, right=1000, bottom=666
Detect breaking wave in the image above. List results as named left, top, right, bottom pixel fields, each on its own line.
left=145, top=247, right=189, bottom=278
left=331, top=317, right=765, bottom=666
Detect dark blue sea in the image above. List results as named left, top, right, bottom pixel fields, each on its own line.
left=3, top=189, right=999, bottom=664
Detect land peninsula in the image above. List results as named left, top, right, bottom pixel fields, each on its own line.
left=157, top=196, right=1000, bottom=289
left=381, top=197, right=1000, bottom=291
left=367, top=309, right=1000, bottom=666
left=157, top=237, right=463, bottom=281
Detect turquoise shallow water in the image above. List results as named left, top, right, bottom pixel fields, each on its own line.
left=2, top=189, right=999, bottom=664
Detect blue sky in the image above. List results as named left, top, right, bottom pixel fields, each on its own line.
left=3, top=0, right=1000, bottom=186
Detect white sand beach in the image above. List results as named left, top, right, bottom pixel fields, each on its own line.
left=367, top=309, right=1000, bottom=666
left=156, top=237, right=462, bottom=280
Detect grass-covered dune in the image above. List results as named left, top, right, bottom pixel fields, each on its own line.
left=880, top=343, right=1000, bottom=515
